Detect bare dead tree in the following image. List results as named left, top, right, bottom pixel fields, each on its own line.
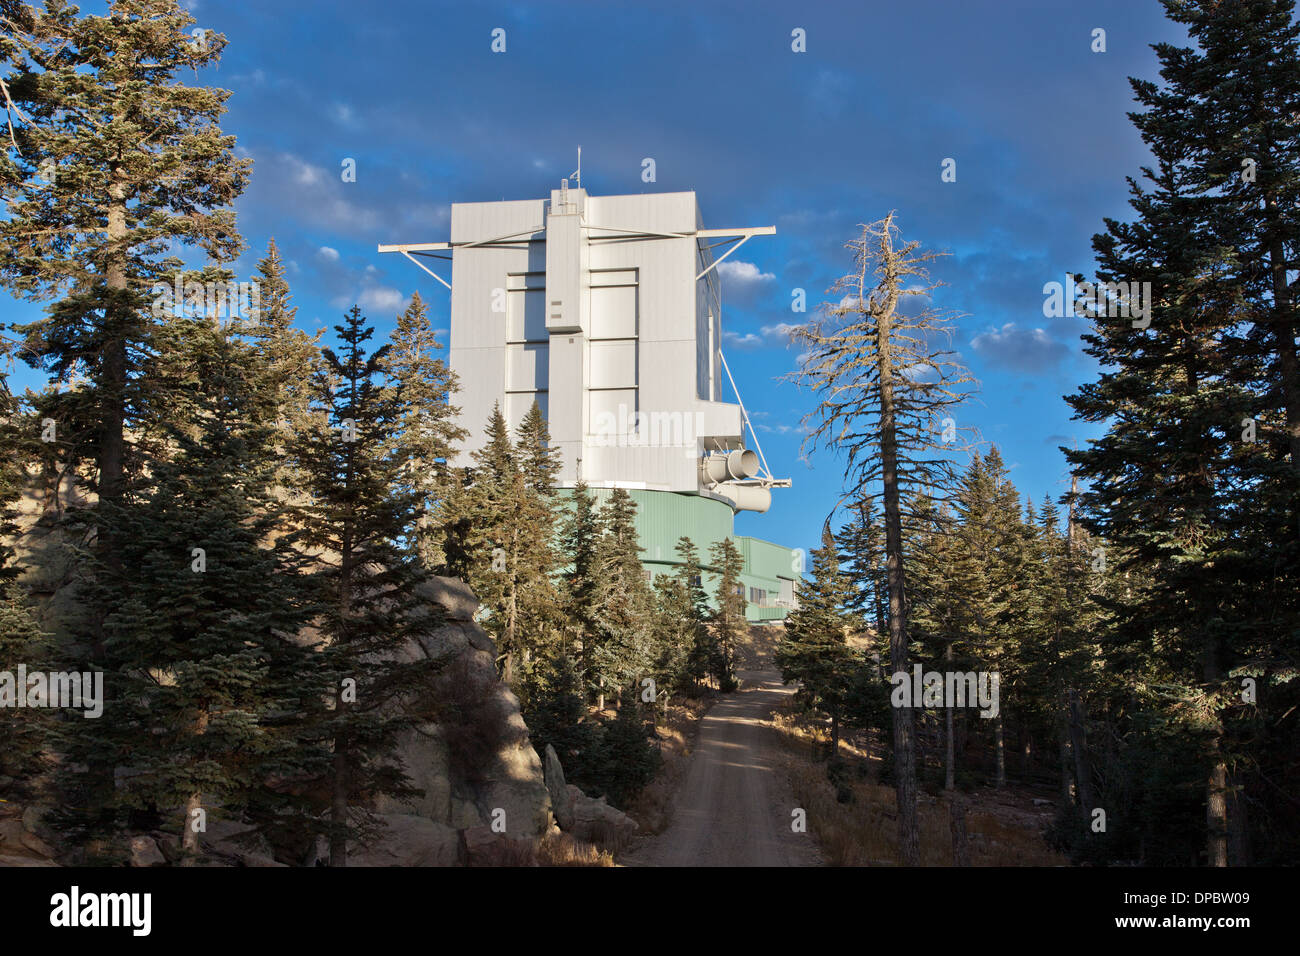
left=788, top=213, right=975, bottom=866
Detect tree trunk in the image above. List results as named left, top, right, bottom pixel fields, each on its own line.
left=1227, top=772, right=1250, bottom=866
left=1265, top=205, right=1300, bottom=474
left=1059, top=733, right=1074, bottom=805
left=1203, top=643, right=1229, bottom=867
left=994, top=717, right=1006, bottom=788
left=329, top=734, right=349, bottom=867
left=944, top=705, right=955, bottom=791
left=878, top=293, right=919, bottom=866
left=1067, top=688, right=1094, bottom=810
left=180, top=707, right=210, bottom=864
left=100, top=179, right=128, bottom=528
left=949, top=793, right=970, bottom=866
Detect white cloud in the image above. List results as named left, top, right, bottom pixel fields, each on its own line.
left=716, top=260, right=776, bottom=284
left=286, top=154, right=325, bottom=187
left=722, top=330, right=763, bottom=348
left=970, top=322, right=1070, bottom=371
left=318, top=246, right=340, bottom=261
left=760, top=322, right=801, bottom=341
left=357, top=286, right=407, bottom=314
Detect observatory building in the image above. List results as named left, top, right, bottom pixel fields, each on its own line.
left=381, top=183, right=798, bottom=621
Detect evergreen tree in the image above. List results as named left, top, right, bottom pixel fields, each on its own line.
left=590, top=488, right=653, bottom=707
left=248, top=239, right=320, bottom=482
left=708, top=536, right=745, bottom=692
left=290, top=306, right=445, bottom=867
left=56, top=317, right=321, bottom=862
left=672, top=537, right=714, bottom=696
left=557, top=478, right=603, bottom=699
left=380, top=292, right=465, bottom=568
left=0, top=0, right=251, bottom=573
left=1063, top=0, right=1300, bottom=864
left=591, top=684, right=659, bottom=809
left=776, top=526, right=858, bottom=758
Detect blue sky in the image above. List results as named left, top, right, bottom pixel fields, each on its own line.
left=4, top=0, right=1190, bottom=558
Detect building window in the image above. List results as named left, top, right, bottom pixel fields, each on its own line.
left=690, top=574, right=702, bottom=587
left=749, top=587, right=766, bottom=604
left=734, top=584, right=745, bottom=598
left=643, top=569, right=652, bottom=583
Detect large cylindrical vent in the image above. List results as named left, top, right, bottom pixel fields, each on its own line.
left=726, top=448, right=760, bottom=480
left=703, top=455, right=730, bottom=483
left=713, top=484, right=771, bottom=513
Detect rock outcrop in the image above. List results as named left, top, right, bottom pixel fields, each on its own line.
left=353, top=576, right=553, bottom=865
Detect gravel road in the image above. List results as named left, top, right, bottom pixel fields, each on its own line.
left=623, top=665, right=823, bottom=867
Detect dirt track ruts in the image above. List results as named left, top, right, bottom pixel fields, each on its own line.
left=623, top=665, right=822, bottom=867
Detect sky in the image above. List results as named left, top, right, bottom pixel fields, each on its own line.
left=2, top=0, right=1192, bottom=559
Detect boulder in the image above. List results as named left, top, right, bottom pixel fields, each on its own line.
left=200, top=819, right=280, bottom=866
left=449, top=796, right=484, bottom=830
left=349, top=814, right=460, bottom=867
left=418, top=576, right=479, bottom=623
left=0, top=853, right=57, bottom=867
left=566, top=785, right=639, bottom=844
left=376, top=722, right=452, bottom=823
left=21, top=805, right=55, bottom=845
left=0, top=819, right=28, bottom=855
left=462, top=824, right=535, bottom=866
left=20, top=829, right=55, bottom=859
left=544, top=744, right=574, bottom=831
left=128, top=835, right=165, bottom=867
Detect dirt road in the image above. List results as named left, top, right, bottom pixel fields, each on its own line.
left=623, top=665, right=823, bottom=867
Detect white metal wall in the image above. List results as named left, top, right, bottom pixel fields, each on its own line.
left=447, top=189, right=744, bottom=492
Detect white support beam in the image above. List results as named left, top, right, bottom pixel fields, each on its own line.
left=399, top=250, right=450, bottom=290
left=697, top=234, right=754, bottom=281
left=377, top=241, right=450, bottom=253
left=696, top=226, right=776, bottom=238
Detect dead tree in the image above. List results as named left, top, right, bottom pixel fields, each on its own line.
left=789, top=213, right=975, bottom=866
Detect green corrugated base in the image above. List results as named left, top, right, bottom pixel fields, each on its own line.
left=559, top=487, right=799, bottom=622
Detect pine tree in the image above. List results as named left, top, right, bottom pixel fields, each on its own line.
left=590, top=488, right=653, bottom=707
left=557, top=478, right=603, bottom=699
left=507, top=403, right=562, bottom=694
left=290, top=305, right=445, bottom=867
left=380, top=291, right=465, bottom=568
left=1062, top=1, right=1297, bottom=864
left=905, top=491, right=963, bottom=789
left=841, top=492, right=887, bottom=639
left=776, top=526, right=858, bottom=758
left=592, top=684, right=659, bottom=809
left=672, top=536, right=714, bottom=696
left=56, top=317, right=322, bottom=862
left=708, top=536, right=745, bottom=692
left=248, top=239, right=320, bottom=480
left=0, top=0, right=251, bottom=576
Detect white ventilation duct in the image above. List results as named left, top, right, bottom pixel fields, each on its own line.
left=702, top=449, right=760, bottom=483
left=711, top=484, right=772, bottom=513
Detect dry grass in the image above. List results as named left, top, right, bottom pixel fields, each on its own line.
left=622, top=696, right=708, bottom=835
left=772, top=707, right=1067, bottom=867
left=534, top=831, right=616, bottom=867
